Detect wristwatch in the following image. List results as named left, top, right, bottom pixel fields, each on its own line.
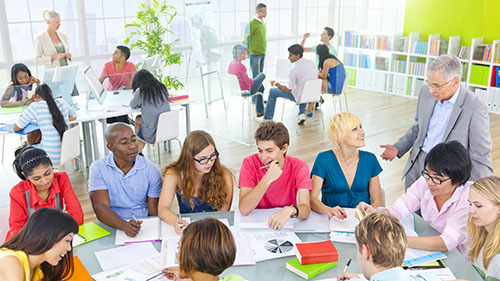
left=290, top=205, right=299, bottom=218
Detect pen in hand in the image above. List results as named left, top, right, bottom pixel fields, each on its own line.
left=132, top=215, right=142, bottom=233
left=259, top=161, right=280, bottom=169
left=340, top=258, right=352, bottom=281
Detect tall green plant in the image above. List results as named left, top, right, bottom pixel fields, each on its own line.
left=124, top=0, right=183, bottom=90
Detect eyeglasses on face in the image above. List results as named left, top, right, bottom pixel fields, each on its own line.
left=421, top=170, right=451, bottom=185
left=193, top=151, right=219, bottom=165
left=424, top=78, right=454, bottom=90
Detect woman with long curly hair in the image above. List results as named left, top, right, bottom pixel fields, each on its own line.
left=158, top=130, right=233, bottom=234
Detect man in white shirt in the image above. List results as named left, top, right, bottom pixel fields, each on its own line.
left=264, top=44, right=317, bottom=125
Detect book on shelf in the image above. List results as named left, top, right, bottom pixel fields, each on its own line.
left=457, top=46, right=471, bottom=59
left=429, top=39, right=448, bottom=56
left=375, top=57, right=390, bottom=71
left=360, top=35, right=375, bottom=49
left=394, top=36, right=408, bottom=52
left=392, top=60, right=406, bottom=73
left=286, top=258, right=337, bottom=280
left=494, top=43, right=500, bottom=63
left=490, top=66, right=500, bottom=87
left=344, top=53, right=358, bottom=68
left=295, top=240, right=339, bottom=265
left=473, top=45, right=492, bottom=62
left=470, top=64, right=490, bottom=86
left=376, top=36, right=391, bottom=51
left=359, top=54, right=371, bottom=68
left=411, top=40, right=428, bottom=55
left=474, top=88, right=489, bottom=109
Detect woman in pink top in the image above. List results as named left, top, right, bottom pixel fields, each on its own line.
left=227, top=44, right=266, bottom=117
left=359, top=141, right=472, bottom=254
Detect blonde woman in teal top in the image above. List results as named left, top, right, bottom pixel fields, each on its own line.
left=311, top=112, right=383, bottom=219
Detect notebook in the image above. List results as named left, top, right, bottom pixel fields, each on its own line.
left=286, top=258, right=337, bottom=280
left=329, top=208, right=362, bottom=233
left=73, top=222, right=111, bottom=247
left=115, top=217, right=192, bottom=245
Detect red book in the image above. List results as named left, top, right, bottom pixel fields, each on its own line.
left=169, top=94, right=189, bottom=102
left=296, top=240, right=339, bottom=265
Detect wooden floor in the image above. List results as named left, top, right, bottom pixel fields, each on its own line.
left=1, top=87, right=499, bottom=223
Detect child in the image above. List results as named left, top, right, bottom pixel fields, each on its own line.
left=6, top=146, right=83, bottom=241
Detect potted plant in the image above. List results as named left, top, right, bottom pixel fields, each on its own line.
left=125, top=0, right=183, bottom=90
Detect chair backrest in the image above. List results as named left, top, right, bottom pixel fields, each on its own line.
left=298, top=79, right=322, bottom=104
left=225, top=74, right=249, bottom=96
left=0, top=211, right=9, bottom=244
left=341, top=71, right=350, bottom=95
left=275, top=59, right=293, bottom=83
left=328, top=64, right=347, bottom=94
left=58, top=125, right=81, bottom=167
left=155, top=110, right=180, bottom=144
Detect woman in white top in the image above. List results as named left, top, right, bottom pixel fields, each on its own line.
left=34, top=10, right=71, bottom=69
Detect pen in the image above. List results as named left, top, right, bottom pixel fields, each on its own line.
left=132, top=215, right=142, bottom=233
left=259, top=161, right=279, bottom=169
left=339, top=258, right=352, bottom=281
left=145, top=268, right=169, bottom=281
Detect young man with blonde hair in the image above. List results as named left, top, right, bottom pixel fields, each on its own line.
left=338, top=212, right=439, bottom=281
left=238, top=121, right=311, bottom=230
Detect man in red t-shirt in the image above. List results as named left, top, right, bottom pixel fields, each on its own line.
left=238, top=121, right=311, bottom=230
left=100, top=45, right=137, bottom=91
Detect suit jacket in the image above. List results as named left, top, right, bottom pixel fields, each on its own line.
left=34, top=31, right=70, bottom=69
left=394, top=85, right=493, bottom=181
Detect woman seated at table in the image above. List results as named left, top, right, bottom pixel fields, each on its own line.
left=467, top=176, right=500, bottom=280
left=0, top=208, right=79, bottom=281
left=130, top=69, right=171, bottom=154
left=316, top=44, right=344, bottom=94
left=6, top=146, right=83, bottom=241
left=164, top=218, right=244, bottom=281
left=359, top=140, right=472, bottom=254
left=1, top=63, right=39, bottom=108
left=158, top=130, right=233, bottom=234
left=14, top=84, right=77, bottom=166
left=311, top=112, right=382, bottom=219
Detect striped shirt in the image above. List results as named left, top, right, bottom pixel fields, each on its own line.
left=16, top=98, right=76, bottom=166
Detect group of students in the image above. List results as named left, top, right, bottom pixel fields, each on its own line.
left=229, top=26, right=344, bottom=125
left=1, top=111, right=499, bottom=280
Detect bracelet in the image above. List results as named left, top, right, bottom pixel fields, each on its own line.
left=290, top=205, right=299, bottom=218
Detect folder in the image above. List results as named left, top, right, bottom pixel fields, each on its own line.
left=67, top=256, right=92, bottom=281
left=74, top=222, right=111, bottom=247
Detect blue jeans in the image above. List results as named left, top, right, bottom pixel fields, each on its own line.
left=264, top=88, right=306, bottom=120
left=249, top=73, right=265, bottom=114
left=249, top=54, right=265, bottom=102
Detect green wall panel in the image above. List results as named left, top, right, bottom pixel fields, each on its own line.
left=404, top=0, right=500, bottom=46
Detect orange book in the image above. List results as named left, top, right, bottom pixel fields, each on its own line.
left=67, top=256, right=92, bottom=281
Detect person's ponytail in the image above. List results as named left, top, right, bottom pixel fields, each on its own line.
left=35, top=84, right=67, bottom=139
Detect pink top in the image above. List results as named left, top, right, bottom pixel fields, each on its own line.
left=228, top=59, right=253, bottom=91
left=386, top=177, right=471, bottom=254
left=100, top=61, right=137, bottom=91
left=238, top=154, right=312, bottom=209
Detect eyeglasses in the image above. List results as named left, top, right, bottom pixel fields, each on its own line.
left=421, top=170, right=451, bottom=185
left=424, top=78, right=454, bottom=90
left=193, top=151, right=219, bottom=165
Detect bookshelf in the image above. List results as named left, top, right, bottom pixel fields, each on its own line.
left=339, top=30, right=500, bottom=113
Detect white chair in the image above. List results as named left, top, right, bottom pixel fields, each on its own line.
left=139, top=110, right=182, bottom=164
left=54, top=125, right=86, bottom=182
left=224, top=74, right=262, bottom=126
left=323, top=72, right=350, bottom=113
left=275, top=59, right=293, bottom=84
left=280, top=79, right=324, bottom=128
left=0, top=211, right=9, bottom=244
left=381, top=188, right=386, bottom=207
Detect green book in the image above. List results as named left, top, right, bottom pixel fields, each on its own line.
left=76, top=222, right=111, bottom=246
left=286, top=258, right=337, bottom=280
left=0, top=106, right=24, bottom=114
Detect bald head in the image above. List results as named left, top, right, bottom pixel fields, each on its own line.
left=105, top=122, right=134, bottom=145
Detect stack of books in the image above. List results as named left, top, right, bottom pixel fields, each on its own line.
left=429, top=39, right=448, bottom=56
left=376, top=36, right=391, bottom=51
left=473, top=45, right=492, bottom=62
left=286, top=240, right=339, bottom=279
left=411, top=41, right=428, bottom=55
left=457, top=46, right=471, bottom=59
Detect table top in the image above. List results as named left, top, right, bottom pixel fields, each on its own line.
left=74, top=211, right=482, bottom=281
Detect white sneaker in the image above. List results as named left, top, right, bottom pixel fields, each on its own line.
left=298, top=114, right=306, bottom=125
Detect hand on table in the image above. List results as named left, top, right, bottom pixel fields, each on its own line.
left=268, top=206, right=294, bottom=231
left=327, top=206, right=347, bottom=219
left=380, top=144, right=398, bottom=161
left=357, top=202, right=376, bottom=215
left=337, top=272, right=360, bottom=281
left=174, top=219, right=188, bottom=235
left=123, top=219, right=142, bottom=237
left=163, top=266, right=181, bottom=281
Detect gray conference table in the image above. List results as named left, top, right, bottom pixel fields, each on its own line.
left=74, top=211, right=482, bottom=281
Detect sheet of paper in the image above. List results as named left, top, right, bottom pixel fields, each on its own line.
left=404, top=248, right=447, bottom=267
left=230, top=228, right=256, bottom=266
left=401, top=214, right=418, bottom=237
left=329, top=231, right=357, bottom=244
left=95, top=242, right=160, bottom=271
left=160, top=217, right=192, bottom=241
left=92, top=258, right=167, bottom=281
left=236, top=208, right=294, bottom=230
left=72, top=234, right=86, bottom=247
left=291, top=210, right=330, bottom=232
left=246, top=231, right=302, bottom=262
left=406, top=268, right=456, bottom=280
left=125, top=217, right=161, bottom=244
left=160, top=238, right=180, bottom=268
left=329, top=208, right=360, bottom=232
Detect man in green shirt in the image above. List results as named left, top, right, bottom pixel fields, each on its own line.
left=244, top=3, right=267, bottom=103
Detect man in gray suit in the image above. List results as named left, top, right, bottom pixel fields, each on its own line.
left=380, top=55, right=493, bottom=189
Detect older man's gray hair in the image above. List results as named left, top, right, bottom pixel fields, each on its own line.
left=427, top=54, right=462, bottom=81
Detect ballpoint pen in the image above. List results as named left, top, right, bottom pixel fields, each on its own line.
left=259, top=161, right=280, bottom=169
left=340, top=258, right=352, bottom=281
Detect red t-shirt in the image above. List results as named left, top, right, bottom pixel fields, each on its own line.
left=6, top=172, right=84, bottom=241
left=238, top=154, right=312, bottom=209
left=100, top=61, right=137, bottom=91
